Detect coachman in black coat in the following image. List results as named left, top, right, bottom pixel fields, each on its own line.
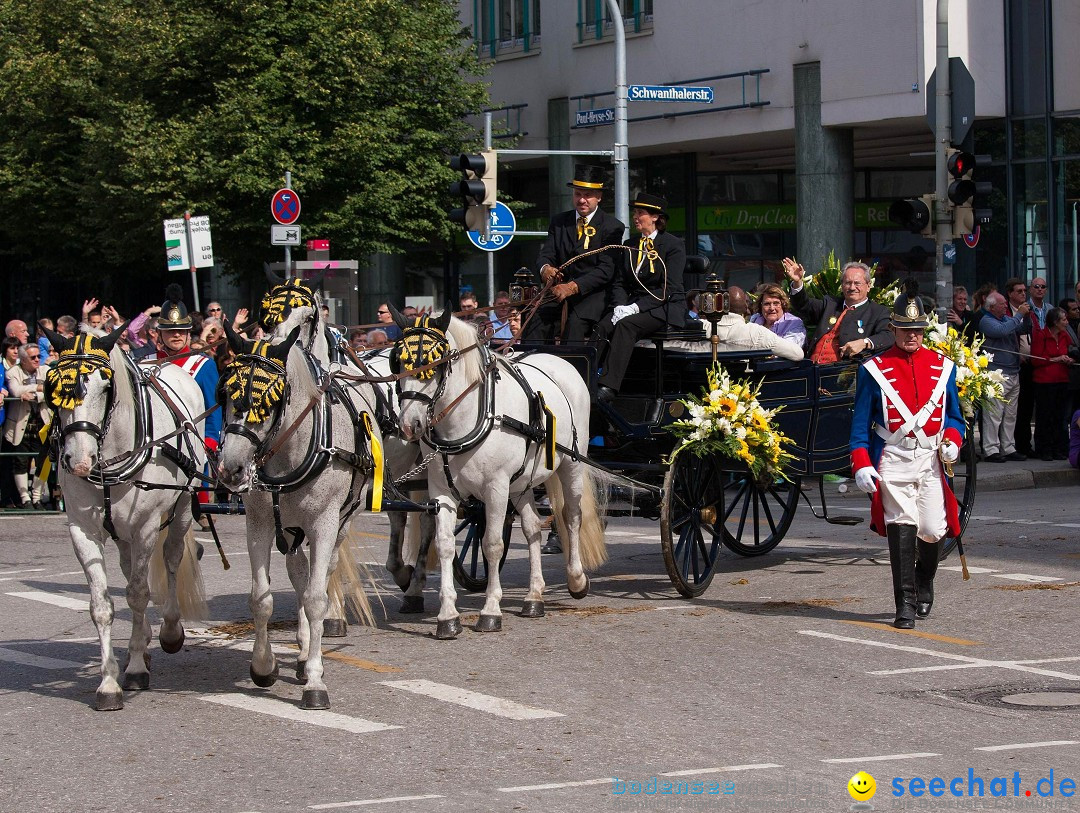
left=526, top=164, right=625, bottom=344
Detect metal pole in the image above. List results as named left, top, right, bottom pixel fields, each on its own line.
left=934, top=0, right=952, bottom=320
left=184, top=210, right=201, bottom=312
left=284, top=170, right=293, bottom=274
left=485, top=113, right=495, bottom=304
left=606, top=0, right=629, bottom=240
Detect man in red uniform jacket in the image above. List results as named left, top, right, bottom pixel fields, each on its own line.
left=849, top=283, right=966, bottom=629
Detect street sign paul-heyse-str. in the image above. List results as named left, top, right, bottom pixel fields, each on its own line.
left=575, top=108, right=616, bottom=128
left=467, top=201, right=516, bottom=253
left=163, top=216, right=214, bottom=270
left=628, top=84, right=714, bottom=104
left=271, top=188, right=301, bottom=225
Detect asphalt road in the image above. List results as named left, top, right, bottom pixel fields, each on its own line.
left=0, top=484, right=1077, bottom=813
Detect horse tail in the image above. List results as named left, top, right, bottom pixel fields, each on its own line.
left=329, top=528, right=380, bottom=627
left=149, top=523, right=208, bottom=620
left=547, top=467, right=609, bottom=571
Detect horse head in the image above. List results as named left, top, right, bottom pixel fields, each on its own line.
left=393, top=307, right=460, bottom=441
left=44, top=324, right=127, bottom=478
left=258, top=265, right=329, bottom=345
left=215, top=322, right=302, bottom=491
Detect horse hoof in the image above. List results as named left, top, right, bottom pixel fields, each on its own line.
left=520, top=600, right=545, bottom=618
left=96, top=691, right=124, bottom=711
left=434, top=618, right=462, bottom=640
left=122, top=672, right=150, bottom=691
left=400, top=595, right=425, bottom=614
left=474, top=614, right=502, bottom=632
left=159, top=627, right=185, bottom=654
left=300, top=689, right=330, bottom=710
left=393, top=565, right=415, bottom=592
left=296, top=660, right=306, bottom=681
left=322, top=618, right=348, bottom=638
left=250, top=663, right=279, bottom=688
left=568, top=575, right=591, bottom=600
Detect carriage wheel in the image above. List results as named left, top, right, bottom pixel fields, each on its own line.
left=940, top=420, right=978, bottom=560
left=452, top=499, right=512, bottom=593
left=661, top=452, right=726, bottom=598
left=719, top=470, right=801, bottom=557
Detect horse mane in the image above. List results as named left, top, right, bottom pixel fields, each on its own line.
left=285, top=336, right=323, bottom=403
left=108, top=344, right=135, bottom=421
left=445, top=316, right=484, bottom=386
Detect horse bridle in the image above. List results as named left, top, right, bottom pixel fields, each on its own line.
left=49, top=352, right=118, bottom=455
left=391, top=324, right=454, bottom=419
left=220, top=352, right=291, bottom=459
left=260, top=280, right=321, bottom=353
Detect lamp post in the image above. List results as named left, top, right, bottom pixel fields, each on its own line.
left=606, top=0, right=629, bottom=241
left=698, top=271, right=729, bottom=363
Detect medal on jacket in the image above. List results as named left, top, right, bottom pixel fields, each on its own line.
left=581, top=224, right=596, bottom=249
left=829, top=316, right=837, bottom=325
left=857, top=319, right=864, bottom=335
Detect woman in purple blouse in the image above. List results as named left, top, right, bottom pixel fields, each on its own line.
left=750, top=283, right=806, bottom=349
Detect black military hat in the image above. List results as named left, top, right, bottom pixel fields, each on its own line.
left=890, top=279, right=930, bottom=329
left=567, top=164, right=607, bottom=191
left=631, top=192, right=668, bottom=216
left=157, top=283, right=193, bottom=329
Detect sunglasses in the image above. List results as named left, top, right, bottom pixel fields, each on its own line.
left=207, top=307, right=222, bottom=313
left=1031, top=284, right=1046, bottom=289
left=377, top=310, right=390, bottom=315
left=27, top=354, right=40, bottom=360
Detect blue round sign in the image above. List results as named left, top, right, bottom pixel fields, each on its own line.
left=467, top=201, right=516, bottom=252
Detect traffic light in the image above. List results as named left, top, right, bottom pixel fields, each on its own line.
left=888, top=194, right=934, bottom=237
left=448, top=149, right=497, bottom=232
left=947, top=148, right=992, bottom=238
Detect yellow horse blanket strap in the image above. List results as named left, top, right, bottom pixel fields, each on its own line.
left=538, top=392, right=556, bottom=470
left=360, top=411, right=384, bottom=512
left=37, top=420, right=53, bottom=482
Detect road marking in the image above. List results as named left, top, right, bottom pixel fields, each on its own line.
left=661, top=763, right=783, bottom=776
left=839, top=620, right=982, bottom=646
left=6, top=591, right=87, bottom=610
left=0, top=646, right=86, bottom=670
left=379, top=679, right=563, bottom=720
left=308, top=794, right=443, bottom=809
left=0, top=568, right=45, bottom=576
left=975, top=741, right=1079, bottom=752
left=990, top=573, right=1063, bottom=583
left=939, top=565, right=997, bottom=575
left=800, top=630, right=1080, bottom=681
left=200, top=694, right=400, bottom=734
left=823, top=752, right=940, bottom=764
left=498, top=778, right=612, bottom=792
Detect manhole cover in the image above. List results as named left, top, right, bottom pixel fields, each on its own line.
left=1001, top=692, right=1080, bottom=707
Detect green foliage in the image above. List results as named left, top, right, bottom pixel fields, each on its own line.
left=0, top=0, right=488, bottom=282
left=800, top=250, right=898, bottom=306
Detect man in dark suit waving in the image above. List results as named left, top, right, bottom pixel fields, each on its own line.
left=782, top=258, right=893, bottom=362
left=527, top=164, right=625, bottom=344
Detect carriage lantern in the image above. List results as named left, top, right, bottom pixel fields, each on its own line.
left=509, top=267, right=537, bottom=305
left=699, top=271, right=729, bottom=362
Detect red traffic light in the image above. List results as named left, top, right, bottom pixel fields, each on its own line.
left=947, top=150, right=975, bottom=178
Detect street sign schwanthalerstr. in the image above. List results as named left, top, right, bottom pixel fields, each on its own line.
left=628, top=85, right=714, bottom=104
left=163, top=216, right=214, bottom=270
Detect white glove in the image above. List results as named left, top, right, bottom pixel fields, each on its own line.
left=854, top=466, right=882, bottom=494
left=939, top=441, right=959, bottom=464
left=611, top=304, right=639, bottom=324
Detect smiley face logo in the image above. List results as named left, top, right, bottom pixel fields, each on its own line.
left=848, top=771, right=876, bottom=801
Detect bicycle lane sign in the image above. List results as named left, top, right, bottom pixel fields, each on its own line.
left=467, top=201, right=516, bottom=252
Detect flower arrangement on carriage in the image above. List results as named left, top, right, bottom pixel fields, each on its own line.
left=796, top=250, right=901, bottom=306
left=666, top=365, right=797, bottom=482
left=923, top=315, right=1007, bottom=418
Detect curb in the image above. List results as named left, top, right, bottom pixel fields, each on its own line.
left=821, top=465, right=1078, bottom=499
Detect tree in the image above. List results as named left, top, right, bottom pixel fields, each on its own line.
left=0, top=0, right=488, bottom=286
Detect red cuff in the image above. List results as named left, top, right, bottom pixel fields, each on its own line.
left=205, top=437, right=219, bottom=452
left=943, top=428, right=962, bottom=448
left=851, top=447, right=872, bottom=471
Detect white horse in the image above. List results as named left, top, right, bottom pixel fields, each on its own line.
left=392, top=308, right=608, bottom=639
left=42, top=325, right=208, bottom=710
left=215, top=313, right=382, bottom=710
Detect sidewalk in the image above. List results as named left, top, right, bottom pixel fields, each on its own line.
left=828, top=455, right=1078, bottom=497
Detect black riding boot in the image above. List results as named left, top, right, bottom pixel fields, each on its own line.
left=887, top=523, right=918, bottom=629
left=915, top=539, right=940, bottom=619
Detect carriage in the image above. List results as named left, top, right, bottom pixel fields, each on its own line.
left=447, top=317, right=978, bottom=599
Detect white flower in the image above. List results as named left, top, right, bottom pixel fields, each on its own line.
left=735, top=425, right=747, bottom=440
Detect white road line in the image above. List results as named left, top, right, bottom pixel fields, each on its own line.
left=603, top=530, right=643, bottom=537
left=990, top=573, right=1063, bottom=583
left=308, top=794, right=443, bottom=809
left=6, top=591, right=87, bottom=610
left=800, top=630, right=1080, bottom=681
left=498, top=778, right=612, bottom=792
left=0, top=646, right=86, bottom=670
left=200, top=694, right=400, bottom=734
left=823, top=753, right=941, bottom=764
left=975, top=741, right=1079, bottom=752
left=379, top=679, right=563, bottom=720
left=661, top=764, right=783, bottom=776
left=939, top=565, right=998, bottom=575
left=0, top=568, right=45, bottom=576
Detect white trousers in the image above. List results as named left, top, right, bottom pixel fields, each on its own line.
left=877, top=444, right=947, bottom=543
left=981, top=371, right=1020, bottom=456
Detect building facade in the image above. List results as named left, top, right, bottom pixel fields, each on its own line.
left=452, top=0, right=1080, bottom=308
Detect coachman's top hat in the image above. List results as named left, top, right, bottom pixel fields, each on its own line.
left=631, top=192, right=668, bottom=217
left=567, top=164, right=607, bottom=191
left=890, top=279, right=930, bottom=329
left=157, top=283, right=193, bottom=329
